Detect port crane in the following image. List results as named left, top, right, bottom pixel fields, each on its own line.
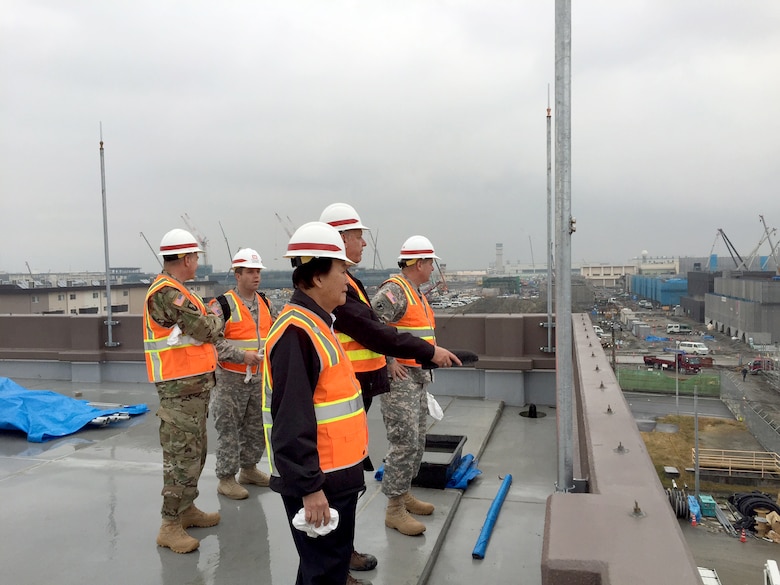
left=181, top=212, right=210, bottom=267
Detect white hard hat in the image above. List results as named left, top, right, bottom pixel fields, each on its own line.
left=319, top=202, right=370, bottom=232
left=284, top=221, right=354, bottom=264
left=231, top=248, right=266, bottom=269
left=158, top=228, right=203, bottom=256
left=398, top=235, right=440, bottom=261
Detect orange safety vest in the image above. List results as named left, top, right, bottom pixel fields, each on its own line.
left=211, top=290, right=273, bottom=375
left=336, top=273, right=387, bottom=373
left=143, top=274, right=217, bottom=383
left=262, top=304, right=368, bottom=476
left=383, top=275, right=436, bottom=367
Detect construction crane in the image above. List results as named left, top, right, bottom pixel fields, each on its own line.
left=367, top=229, right=384, bottom=270
left=140, top=232, right=163, bottom=268
left=738, top=221, right=776, bottom=271
left=760, top=215, right=780, bottom=275
left=274, top=212, right=295, bottom=238
left=181, top=212, right=210, bottom=267
left=423, top=260, right=449, bottom=299
left=709, top=229, right=745, bottom=270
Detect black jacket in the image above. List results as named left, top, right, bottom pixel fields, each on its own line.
left=267, top=289, right=365, bottom=499
left=333, top=272, right=436, bottom=398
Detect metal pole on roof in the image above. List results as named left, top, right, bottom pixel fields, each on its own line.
left=100, top=124, right=120, bottom=348
left=694, top=384, right=700, bottom=497
left=546, top=87, right=554, bottom=352
left=554, top=0, right=574, bottom=492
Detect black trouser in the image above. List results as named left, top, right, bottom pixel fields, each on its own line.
left=281, top=490, right=358, bottom=585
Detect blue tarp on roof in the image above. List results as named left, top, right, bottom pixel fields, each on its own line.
left=0, top=377, right=148, bottom=442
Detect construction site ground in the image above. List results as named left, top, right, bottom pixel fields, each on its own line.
left=599, top=301, right=780, bottom=582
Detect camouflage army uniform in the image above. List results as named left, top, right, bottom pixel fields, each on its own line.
left=211, top=291, right=274, bottom=479
left=371, top=278, right=433, bottom=498
left=147, top=273, right=223, bottom=521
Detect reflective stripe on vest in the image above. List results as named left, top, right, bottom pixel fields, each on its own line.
left=335, top=273, right=386, bottom=373
left=385, top=275, right=436, bottom=367
left=262, top=304, right=367, bottom=477
left=143, top=275, right=217, bottom=383
left=213, top=290, right=273, bottom=375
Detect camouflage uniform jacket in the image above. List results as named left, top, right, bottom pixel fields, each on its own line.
left=147, top=271, right=224, bottom=398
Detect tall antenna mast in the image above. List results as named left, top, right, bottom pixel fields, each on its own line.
left=99, top=123, right=119, bottom=347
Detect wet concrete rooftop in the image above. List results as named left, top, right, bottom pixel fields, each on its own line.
left=0, top=377, right=556, bottom=585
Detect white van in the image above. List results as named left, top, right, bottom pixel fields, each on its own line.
left=666, top=323, right=693, bottom=334
left=679, top=341, right=709, bottom=355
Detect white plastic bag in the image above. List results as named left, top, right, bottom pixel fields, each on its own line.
left=427, top=392, right=444, bottom=420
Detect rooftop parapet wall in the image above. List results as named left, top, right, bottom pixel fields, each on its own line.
left=434, top=313, right=556, bottom=370
left=0, top=313, right=557, bottom=376
left=542, top=314, right=701, bottom=585
left=0, top=314, right=144, bottom=363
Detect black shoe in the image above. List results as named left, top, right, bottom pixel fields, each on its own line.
left=362, top=456, right=375, bottom=472
left=350, top=549, right=378, bottom=571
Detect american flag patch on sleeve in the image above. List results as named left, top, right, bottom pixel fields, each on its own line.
left=385, top=290, right=396, bottom=304
left=173, top=294, right=186, bottom=307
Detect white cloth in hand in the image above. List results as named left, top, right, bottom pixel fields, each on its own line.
left=244, top=351, right=262, bottom=383
left=167, top=324, right=203, bottom=347
left=292, top=507, right=339, bottom=538
left=427, top=392, right=444, bottom=420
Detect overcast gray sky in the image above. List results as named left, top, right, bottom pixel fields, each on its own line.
left=2, top=1, right=780, bottom=275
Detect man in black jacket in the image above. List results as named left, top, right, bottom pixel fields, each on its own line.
left=319, top=204, right=462, bottom=577
left=264, top=222, right=369, bottom=585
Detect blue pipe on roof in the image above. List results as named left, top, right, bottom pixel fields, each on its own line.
left=472, top=474, right=512, bottom=559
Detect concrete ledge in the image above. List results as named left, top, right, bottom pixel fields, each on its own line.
left=541, top=314, right=702, bottom=585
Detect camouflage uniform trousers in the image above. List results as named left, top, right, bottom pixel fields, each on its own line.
left=157, top=379, right=213, bottom=521
left=379, top=373, right=429, bottom=498
left=211, top=367, right=266, bottom=479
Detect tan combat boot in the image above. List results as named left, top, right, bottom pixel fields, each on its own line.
left=180, top=504, right=220, bottom=528
left=385, top=495, right=426, bottom=536
left=238, top=466, right=271, bottom=487
left=157, top=520, right=199, bottom=553
left=403, top=491, right=434, bottom=515
left=218, top=476, right=249, bottom=500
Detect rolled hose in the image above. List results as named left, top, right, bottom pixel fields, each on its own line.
left=472, top=474, right=512, bottom=559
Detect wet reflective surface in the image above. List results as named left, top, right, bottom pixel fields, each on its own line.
left=0, top=378, right=555, bottom=585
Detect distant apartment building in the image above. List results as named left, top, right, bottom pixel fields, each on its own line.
left=0, top=281, right=226, bottom=316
